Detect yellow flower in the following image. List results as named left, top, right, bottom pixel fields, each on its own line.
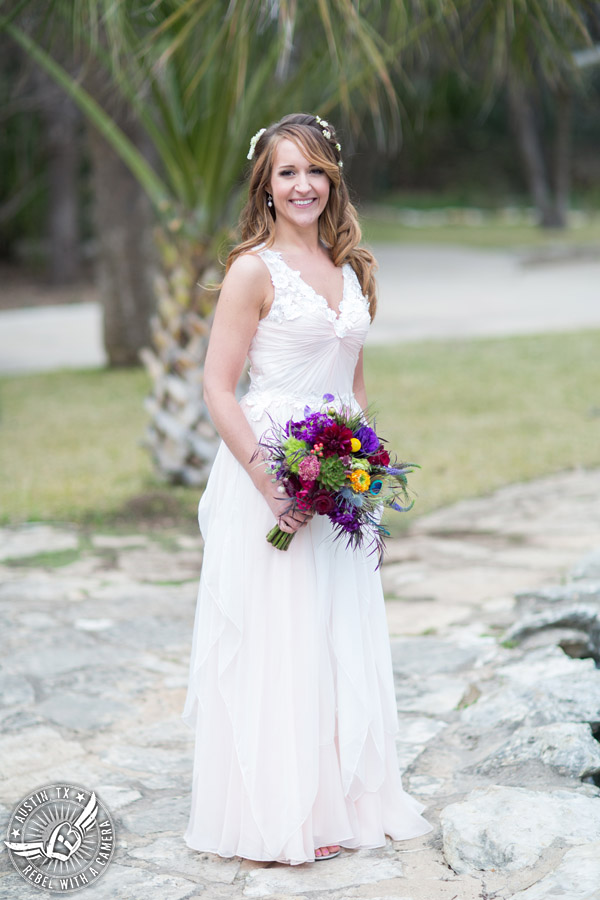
left=349, top=470, right=371, bottom=492
left=350, top=438, right=361, bottom=452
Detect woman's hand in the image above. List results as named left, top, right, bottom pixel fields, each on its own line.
left=252, top=466, right=313, bottom=534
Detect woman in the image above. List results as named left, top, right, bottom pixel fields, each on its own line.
left=181, top=113, right=432, bottom=865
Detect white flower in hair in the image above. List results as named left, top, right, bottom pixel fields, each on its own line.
left=247, top=127, right=266, bottom=160
left=322, top=129, right=331, bottom=140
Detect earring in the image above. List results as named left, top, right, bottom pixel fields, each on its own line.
left=267, top=193, right=273, bottom=208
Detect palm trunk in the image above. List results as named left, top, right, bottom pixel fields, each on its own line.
left=87, top=122, right=157, bottom=365
left=30, top=62, right=81, bottom=283
left=551, top=87, right=571, bottom=229
left=139, top=233, right=221, bottom=485
left=506, top=73, right=555, bottom=228
left=84, top=65, right=158, bottom=366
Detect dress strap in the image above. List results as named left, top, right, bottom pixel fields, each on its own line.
left=253, top=245, right=285, bottom=287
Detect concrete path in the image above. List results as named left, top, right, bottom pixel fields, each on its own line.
left=1, top=467, right=600, bottom=898
left=1, top=244, right=599, bottom=374
left=369, top=244, right=600, bottom=344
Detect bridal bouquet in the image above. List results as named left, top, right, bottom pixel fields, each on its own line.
left=254, top=393, right=418, bottom=566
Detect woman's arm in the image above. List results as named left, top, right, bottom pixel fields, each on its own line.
left=203, top=254, right=307, bottom=533
left=352, top=347, right=368, bottom=412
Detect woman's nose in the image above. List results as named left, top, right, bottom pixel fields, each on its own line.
left=295, top=174, right=311, bottom=192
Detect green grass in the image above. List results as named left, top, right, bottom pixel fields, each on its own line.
left=364, top=330, right=600, bottom=532
left=361, top=209, right=600, bottom=249
left=3, top=547, right=83, bottom=568
left=0, top=367, right=199, bottom=528
left=1, top=330, right=600, bottom=528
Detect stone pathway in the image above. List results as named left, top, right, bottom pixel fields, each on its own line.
left=1, top=468, right=600, bottom=899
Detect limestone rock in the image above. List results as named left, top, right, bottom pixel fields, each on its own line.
left=441, top=786, right=600, bottom=875
left=120, top=795, right=190, bottom=836
left=0, top=726, right=84, bottom=781
left=0, top=673, right=35, bottom=707
left=118, top=547, right=200, bottom=583
left=75, top=862, right=197, bottom=900
left=477, top=723, right=600, bottom=777
left=503, top=605, right=600, bottom=659
left=461, top=648, right=600, bottom=731
left=0, top=524, right=79, bottom=560
left=396, top=674, right=469, bottom=715
left=509, top=841, right=600, bottom=899
left=129, top=835, right=241, bottom=884
left=242, top=849, right=405, bottom=897
left=516, top=581, right=600, bottom=607
left=95, top=784, right=142, bottom=811
left=570, top=549, right=600, bottom=581
left=391, top=636, right=491, bottom=676
left=35, top=692, right=132, bottom=732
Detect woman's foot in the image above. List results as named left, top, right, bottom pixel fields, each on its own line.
left=314, top=845, right=340, bottom=858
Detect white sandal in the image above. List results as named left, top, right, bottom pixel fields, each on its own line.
left=314, top=847, right=341, bottom=860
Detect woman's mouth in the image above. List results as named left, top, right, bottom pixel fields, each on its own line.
left=290, top=198, right=316, bottom=207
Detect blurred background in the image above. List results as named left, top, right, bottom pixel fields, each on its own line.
left=1, top=0, right=600, bottom=535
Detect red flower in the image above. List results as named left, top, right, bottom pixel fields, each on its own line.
left=318, top=424, right=353, bottom=458
left=313, top=490, right=335, bottom=514
left=296, top=489, right=313, bottom=511
left=368, top=447, right=390, bottom=466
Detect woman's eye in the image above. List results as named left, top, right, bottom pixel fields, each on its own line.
left=278, top=168, right=324, bottom=176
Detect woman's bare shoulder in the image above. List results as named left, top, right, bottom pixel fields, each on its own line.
left=226, top=248, right=269, bottom=278
left=219, top=249, right=271, bottom=313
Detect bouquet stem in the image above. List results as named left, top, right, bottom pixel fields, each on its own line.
left=266, top=524, right=296, bottom=551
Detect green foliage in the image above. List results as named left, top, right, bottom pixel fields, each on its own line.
left=282, top=436, right=309, bottom=474
left=2, top=0, right=421, bottom=249
left=318, top=457, right=348, bottom=491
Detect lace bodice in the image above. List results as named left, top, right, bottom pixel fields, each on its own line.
left=241, top=245, right=371, bottom=422
left=258, top=248, right=369, bottom=336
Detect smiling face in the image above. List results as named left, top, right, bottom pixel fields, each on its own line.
left=267, top=138, right=331, bottom=231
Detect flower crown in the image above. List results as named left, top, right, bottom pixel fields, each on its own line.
left=246, top=116, right=343, bottom=168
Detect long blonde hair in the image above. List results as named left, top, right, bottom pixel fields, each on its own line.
left=225, top=113, right=378, bottom=319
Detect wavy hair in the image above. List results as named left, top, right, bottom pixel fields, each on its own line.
left=225, top=113, right=377, bottom=319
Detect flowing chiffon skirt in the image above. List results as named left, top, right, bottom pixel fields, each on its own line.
left=181, top=399, right=433, bottom=865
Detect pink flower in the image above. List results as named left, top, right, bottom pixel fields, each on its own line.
left=298, top=455, right=321, bottom=482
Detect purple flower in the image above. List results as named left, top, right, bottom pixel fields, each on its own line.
left=289, top=411, right=335, bottom=444
left=355, top=425, right=379, bottom=455
left=322, top=393, right=335, bottom=403
left=328, top=506, right=361, bottom=533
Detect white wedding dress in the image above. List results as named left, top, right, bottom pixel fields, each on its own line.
left=181, top=244, right=432, bottom=865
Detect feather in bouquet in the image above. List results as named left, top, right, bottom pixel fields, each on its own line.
left=253, top=393, right=418, bottom=567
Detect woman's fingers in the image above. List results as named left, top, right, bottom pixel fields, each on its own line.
left=275, top=499, right=315, bottom=533
left=278, top=511, right=312, bottom=533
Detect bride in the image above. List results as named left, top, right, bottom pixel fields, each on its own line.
left=181, top=112, right=432, bottom=865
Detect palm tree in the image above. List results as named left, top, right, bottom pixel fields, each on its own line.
left=2, top=0, right=429, bottom=483
left=445, top=0, right=597, bottom=227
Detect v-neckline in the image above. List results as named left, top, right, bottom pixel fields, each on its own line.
left=269, top=249, right=346, bottom=321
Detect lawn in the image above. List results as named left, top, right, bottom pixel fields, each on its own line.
left=361, top=207, right=600, bottom=250
left=2, top=330, right=599, bottom=530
